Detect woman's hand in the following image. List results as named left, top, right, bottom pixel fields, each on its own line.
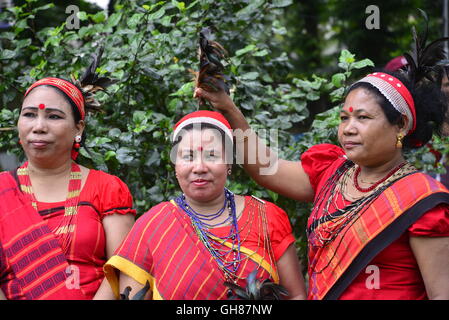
left=194, top=87, right=236, bottom=115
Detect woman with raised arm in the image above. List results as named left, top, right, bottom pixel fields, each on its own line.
left=194, top=37, right=449, bottom=299
left=0, top=53, right=135, bottom=300
left=104, top=110, right=306, bottom=300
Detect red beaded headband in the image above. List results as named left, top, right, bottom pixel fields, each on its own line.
left=354, top=72, right=416, bottom=135
left=24, top=77, right=85, bottom=120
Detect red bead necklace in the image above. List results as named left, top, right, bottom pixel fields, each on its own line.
left=353, top=162, right=407, bottom=192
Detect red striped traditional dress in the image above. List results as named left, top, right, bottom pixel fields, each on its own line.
left=302, top=144, right=449, bottom=300
left=104, top=195, right=295, bottom=300
left=0, top=170, right=136, bottom=299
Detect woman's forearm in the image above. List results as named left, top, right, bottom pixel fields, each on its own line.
left=195, top=88, right=278, bottom=178
left=0, top=288, right=7, bottom=300
left=93, top=277, right=116, bottom=300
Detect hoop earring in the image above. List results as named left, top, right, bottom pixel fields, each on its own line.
left=396, top=133, right=404, bottom=149
left=227, top=168, right=232, bottom=176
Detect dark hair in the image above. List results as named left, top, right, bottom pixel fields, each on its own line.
left=347, top=70, right=448, bottom=149
left=171, top=122, right=234, bottom=165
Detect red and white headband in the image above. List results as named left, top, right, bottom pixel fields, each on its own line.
left=173, top=110, right=233, bottom=143
left=353, top=72, right=416, bottom=135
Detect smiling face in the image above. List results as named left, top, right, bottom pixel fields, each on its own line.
left=175, top=128, right=230, bottom=204
left=338, top=87, right=405, bottom=167
left=18, top=86, right=84, bottom=165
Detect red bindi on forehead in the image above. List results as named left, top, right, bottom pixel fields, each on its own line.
left=341, top=106, right=354, bottom=113
left=38, top=103, right=45, bottom=110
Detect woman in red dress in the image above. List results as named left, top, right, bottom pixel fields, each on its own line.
left=194, top=45, right=449, bottom=298
left=104, top=111, right=306, bottom=300
left=0, top=56, right=135, bottom=300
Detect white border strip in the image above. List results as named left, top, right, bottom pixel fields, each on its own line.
left=172, top=116, right=234, bottom=143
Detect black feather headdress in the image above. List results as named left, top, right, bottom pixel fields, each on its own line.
left=224, top=269, right=289, bottom=300
left=402, top=9, right=449, bottom=85
left=71, top=46, right=115, bottom=114
left=191, top=27, right=230, bottom=107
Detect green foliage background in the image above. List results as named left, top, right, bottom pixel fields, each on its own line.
left=1, top=0, right=448, bottom=265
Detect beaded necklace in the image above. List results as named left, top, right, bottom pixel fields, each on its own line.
left=175, top=188, right=241, bottom=288
left=17, top=161, right=82, bottom=254
left=307, top=160, right=417, bottom=253
left=353, top=161, right=407, bottom=192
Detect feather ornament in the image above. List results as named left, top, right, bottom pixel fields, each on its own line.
left=403, top=9, right=449, bottom=85
left=71, top=46, right=115, bottom=113
left=192, top=27, right=230, bottom=107
left=224, top=269, right=289, bottom=300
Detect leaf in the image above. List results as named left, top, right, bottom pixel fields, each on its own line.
left=331, top=73, right=346, bottom=88
left=235, top=44, right=257, bottom=56
left=236, top=0, right=264, bottom=17
left=78, top=26, right=91, bottom=38
left=141, top=66, right=162, bottom=79
left=14, top=19, right=28, bottom=34
left=330, top=87, right=346, bottom=103
left=271, top=0, right=293, bottom=7
left=92, top=11, right=106, bottom=23
left=116, top=147, right=134, bottom=164
left=145, top=150, right=160, bottom=166
left=267, top=190, right=278, bottom=202
left=77, top=11, right=88, bottom=21
left=339, top=49, right=355, bottom=64
left=15, top=39, right=31, bottom=49
left=253, top=49, right=269, bottom=57
left=241, top=72, right=259, bottom=80
left=172, top=0, right=186, bottom=12
left=351, top=58, right=375, bottom=70
left=306, top=91, right=320, bottom=101
left=1, top=109, right=14, bottom=120
left=34, top=3, right=54, bottom=12
left=0, top=49, right=16, bottom=60
left=104, top=151, right=116, bottom=161
left=170, top=82, right=194, bottom=97
left=108, top=128, right=121, bottom=138
left=128, top=13, right=145, bottom=28
left=133, top=111, right=147, bottom=124
left=107, top=12, right=122, bottom=28
left=148, top=7, right=166, bottom=21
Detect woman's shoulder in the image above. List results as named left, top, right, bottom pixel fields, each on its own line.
left=301, top=143, right=345, bottom=162
left=0, top=170, right=14, bottom=182
left=398, top=171, right=449, bottom=193
left=86, top=168, right=125, bottom=182
left=244, top=195, right=288, bottom=218
left=136, top=201, right=177, bottom=223
left=300, top=143, right=346, bottom=192
left=83, top=169, right=131, bottom=192
left=82, top=169, right=135, bottom=215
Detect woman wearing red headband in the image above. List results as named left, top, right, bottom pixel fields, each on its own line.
left=103, top=110, right=306, bottom=300
left=0, top=55, right=135, bottom=300
left=194, top=46, right=449, bottom=298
